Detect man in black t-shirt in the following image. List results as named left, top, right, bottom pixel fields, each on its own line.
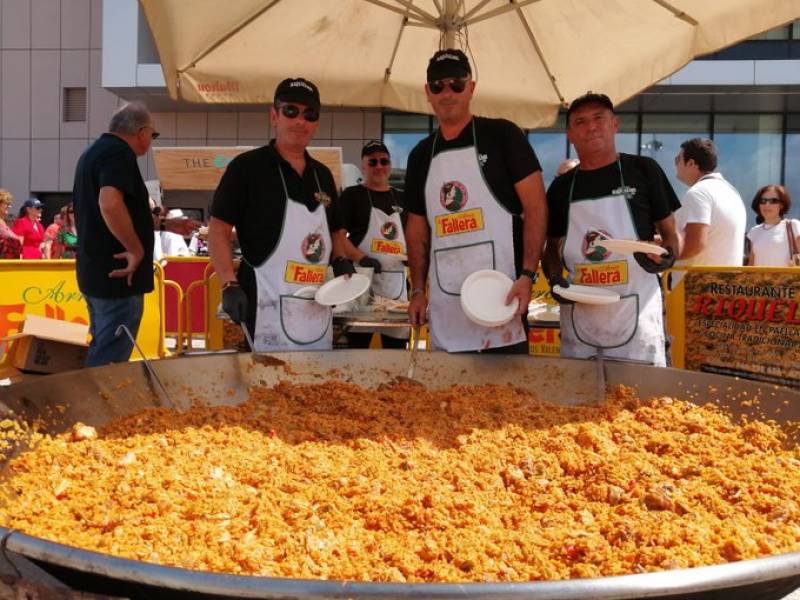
left=543, top=93, right=681, bottom=366
left=340, top=140, right=408, bottom=349
left=404, top=49, right=548, bottom=353
left=74, top=102, right=196, bottom=367
left=209, top=78, right=354, bottom=352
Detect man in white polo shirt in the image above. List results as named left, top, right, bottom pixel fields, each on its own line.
left=674, top=138, right=746, bottom=268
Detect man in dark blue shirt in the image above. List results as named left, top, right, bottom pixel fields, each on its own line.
left=73, top=102, right=195, bottom=366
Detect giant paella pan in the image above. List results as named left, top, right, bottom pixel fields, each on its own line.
left=1, top=351, right=800, bottom=599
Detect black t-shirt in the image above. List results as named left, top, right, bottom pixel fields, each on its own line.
left=340, top=185, right=406, bottom=247
left=73, top=133, right=154, bottom=298
left=404, top=116, right=541, bottom=272
left=210, top=141, right=344, bottom=266
left=546, top=153, right=680, bottom=240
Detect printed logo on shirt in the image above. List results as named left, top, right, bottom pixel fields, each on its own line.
left=582, top=229, right=612, bottom=262
left=380, top=222, right=398, bottom=240
left=575, top=260, right=629, bottom=286
left=478, top=153, right=488, bottom=167
left=284, top=261, right=327, bottom=284
left=301, top=232, right=325, bottom=264
left=434, top=208, right=484, bottom=237
left=370, top=239, right=404, bottom=255
left=440, top=181, right=468, bottom=212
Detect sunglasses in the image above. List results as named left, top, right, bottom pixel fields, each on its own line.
left=759, top=197, right=782, bottom=205
left=139, top=126, right=160, bottom=140
left=428, top=77, right=469, bottom=95
left=367, top=158, right=391, bottom=167
left=279, top=103, right=320, bottom=122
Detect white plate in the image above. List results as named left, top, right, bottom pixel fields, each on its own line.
left=460, top=269, right=518, bottom=328
left=314, top=273, right=371, bottom=306
left=553, top=284, right=620, bottom=305
left=599, top=239, right=667, bottom=256
left=293, top=286, right=319, bottom=299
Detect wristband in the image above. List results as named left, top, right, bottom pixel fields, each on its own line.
left=411, top=288, right=425, bottom=298
left=520, top=268, right=539, bottom=283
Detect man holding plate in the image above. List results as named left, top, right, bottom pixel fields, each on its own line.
left=404, top=49, right=548, bottom=353
left=208, top=78, right=355, bottom=352
left=543, top=93, right=681, bottom=366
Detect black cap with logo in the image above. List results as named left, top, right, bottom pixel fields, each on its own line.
left=273, top=77, right=321, bottom=109
left=566, top=92, right=615, bottom=122
left=361, top=140, right=390, bottom=157
left=426, top=49, right=472, bottom=82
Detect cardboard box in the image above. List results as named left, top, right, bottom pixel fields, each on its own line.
left=0, top=315, right=89, bottom=374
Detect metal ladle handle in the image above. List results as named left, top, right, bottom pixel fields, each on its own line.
left=240, top=323, right=255, bottom=352
left=114, top=325, right=173, bottom=408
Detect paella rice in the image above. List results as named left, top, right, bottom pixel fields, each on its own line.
left=1, top=381, right=799, bottom=582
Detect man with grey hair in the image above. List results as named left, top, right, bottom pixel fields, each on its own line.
left=73, top=102, right=195, bottom=366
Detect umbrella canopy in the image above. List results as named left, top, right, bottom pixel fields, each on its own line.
left=139, top=0, right=799, bottom=128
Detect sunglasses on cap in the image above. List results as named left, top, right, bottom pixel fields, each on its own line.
left=367, top=158, right=391, bottom=167
left=428, top=77, right=469, bottom=95
left=759, top=197, right=782, bottom=205
left=278, top=103, right=320, bottom=123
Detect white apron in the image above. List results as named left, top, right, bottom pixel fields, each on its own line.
left=356, top=188, right=409, bottom=340
left=249, top=167, right=332, bottom=352
left=424, top=121, right=525, bottom=352
left=559, top=160, right=666, bottom=366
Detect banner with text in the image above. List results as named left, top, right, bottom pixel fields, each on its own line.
left=0, top=260, right=166, bottom=361
left=684, top=270, right=800, bottom=387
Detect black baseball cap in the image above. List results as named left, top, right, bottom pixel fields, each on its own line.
left=426, top=49, right=471, bottom=82
left=566, top=92, right=615, bottom=122
left=361, top=140, right=390, bottom=157
left=273, top=77, right=321, bottom=110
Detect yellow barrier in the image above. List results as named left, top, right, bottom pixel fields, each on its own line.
left=0, top=259, right=167, bottom=361
left=163, top=279, right=184, bottom=354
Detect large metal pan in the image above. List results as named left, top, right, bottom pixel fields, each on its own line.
left=2, top=351, right=800, bottom=600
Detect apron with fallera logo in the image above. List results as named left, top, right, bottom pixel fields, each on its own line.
left=249, top=167, right=332, bottom=352
left=424, top=121, right=525, bottom=352
left=560, top=159, right=665, bottom=366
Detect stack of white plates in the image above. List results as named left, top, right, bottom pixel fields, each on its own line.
left=459, top=270, right=518, bottom=328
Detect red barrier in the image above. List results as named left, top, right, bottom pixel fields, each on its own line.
left=163, top=257, right=209, bottom=334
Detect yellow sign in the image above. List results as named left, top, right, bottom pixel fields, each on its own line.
left=680, top=268, right=800, bottom=387
left=370, top=239, right=404, bottom=255
left=528, top=326, right=560, bottom=356
left=574, top=260, right=628, bottom=286
left=284, top=261, right=327, bottom=285
left=0, top=260, right=166, bottom=362
left=434, top=208, right=484, bottom=237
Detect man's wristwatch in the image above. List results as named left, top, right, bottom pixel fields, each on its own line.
left=520, top=268, right=539, bottom=283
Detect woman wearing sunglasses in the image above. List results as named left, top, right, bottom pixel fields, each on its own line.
left=745, top=184, right=800, bottom=266
left=12, top=198, right=45, bottom=259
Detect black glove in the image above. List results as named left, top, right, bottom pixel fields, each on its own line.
left=358, top=256, right=382, bottom=274
left=331, top=256, right=356, bottom=277
left=633, top=246, right=675, bottom=274
left=548, top=275, right=575, bottom=305
left=222, top=285, right=248, bottom=324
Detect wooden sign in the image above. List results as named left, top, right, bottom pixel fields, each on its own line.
left=683, top=270, right=800, bottom=387
left=152, top=146, right=343, bottom=191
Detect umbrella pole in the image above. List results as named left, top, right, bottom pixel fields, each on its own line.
left=442, top=0, right=458, bottom=48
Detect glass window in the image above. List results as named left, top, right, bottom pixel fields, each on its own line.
left=529, top=115, right=567, bottom=187
left=383, top=113, right=432, bottom=174
left=751, top=26, right=790, bottom=40
left=714, top=114, right=783, bottom=228
left=793, top=20, right=800, bottom=39
left=784, top=115, right=800, bottom=218
left=640, top=114, right=711, bottom=196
